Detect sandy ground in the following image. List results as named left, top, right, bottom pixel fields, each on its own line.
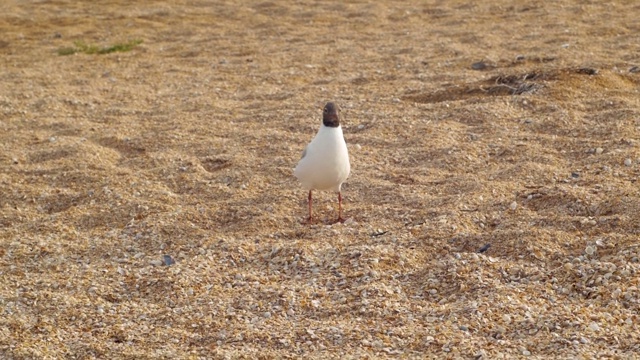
left=2, top=0, right=640, bottom=358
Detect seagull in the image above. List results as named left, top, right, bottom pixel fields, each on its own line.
left=294, top=102, right=351, bottom=224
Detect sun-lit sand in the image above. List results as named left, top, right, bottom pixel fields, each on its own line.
left=2, top=1, right=640, bottom=358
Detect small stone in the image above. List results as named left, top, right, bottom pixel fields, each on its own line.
left=502, top=314, right=512, bottom=323
left=477, top=243, right=491, bottom=253
left=595, top=147, right=604, bottom=155
left=263, top=312, right=271, bottom=318
left=571, top=172, right=579, bottom=178
left=509, top=201, right=517, bottom=210
left=163, top=255, right=175, bottom=266
left=49, top=136, right=57, bottom=142
left=624, top=158, right=632, bottom=166
left=630, top=66, right=639, bottom=73
left=589, top=322, right=600, bottom=331
left=150, top=259, right=163, bottom=266
left=522, top=350, right=531, bottom=356
left=585, top=246, right=596, bottom=256
left=471, top=61, right=488, bottom=70
left=424, top=336, right=434, bottom=343
left=459, top=325, right=468, bottom=331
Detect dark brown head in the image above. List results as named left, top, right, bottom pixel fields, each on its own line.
left=322, top=102, right=340, bottom=128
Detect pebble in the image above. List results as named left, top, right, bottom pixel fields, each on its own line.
left=509, top=201, right=517, bottom=211
left=471, top=61, right=488, bottom=70
left=624, top=158, right=632, bottom=166
left=163, top=255, right=175, bottom=266
left=589, top=322, right=600, bottom=332
left=585, top=246, right=596, bottom=256
left=424, top=336, right=434, bottom=343
left=595, top=147, right=604, bottom=155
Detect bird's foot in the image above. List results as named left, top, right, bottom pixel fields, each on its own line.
left=332, top=217, right=346, bottom=224
left=301, top=216, right=313, bottom=225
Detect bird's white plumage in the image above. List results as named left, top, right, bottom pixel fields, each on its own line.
left=294, top=124, right=350, bottom=192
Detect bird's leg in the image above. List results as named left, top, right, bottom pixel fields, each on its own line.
left=303, top=190, right=313, bottom=224
left=335, top=191, right=345, bottom=223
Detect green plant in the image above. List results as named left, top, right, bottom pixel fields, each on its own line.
left=57, top=39, right=143, bottom=56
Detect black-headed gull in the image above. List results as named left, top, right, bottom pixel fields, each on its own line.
left=294, top=102, right=351, bottom=223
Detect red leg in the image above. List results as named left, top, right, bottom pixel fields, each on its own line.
left=303, top=190, right=313, bottom=224
left=335, top=191, right=345, bottom=223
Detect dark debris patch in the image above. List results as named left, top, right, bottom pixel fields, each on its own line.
left=477, top=244, right=491, bottom=253
left=402, top=66, right=602, bottom=104
left=163, top=255, right=176, bottom=266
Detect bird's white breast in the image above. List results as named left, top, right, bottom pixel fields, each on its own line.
left=294, top=125, right=350, bottom=192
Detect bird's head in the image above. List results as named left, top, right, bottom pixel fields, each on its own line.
left=322, top=102, right=340, bottom=128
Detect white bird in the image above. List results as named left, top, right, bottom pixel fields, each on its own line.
left=294, top=102, right=351, bottom=224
